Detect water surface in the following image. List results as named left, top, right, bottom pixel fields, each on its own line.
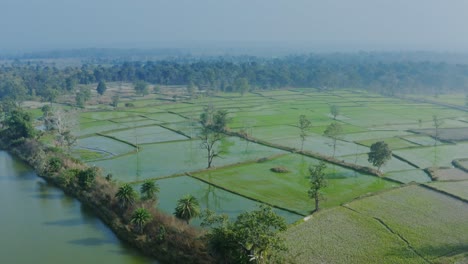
left=0, top=151, right=156, bottom=264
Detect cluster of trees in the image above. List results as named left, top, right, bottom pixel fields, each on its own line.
left=2, top=54, right=468, bottom=104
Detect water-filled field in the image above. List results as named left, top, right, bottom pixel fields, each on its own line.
left=69, top=88, right=468, bottom=226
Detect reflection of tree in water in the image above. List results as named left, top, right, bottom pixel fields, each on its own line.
left=299, top=156, right=309, bottom=179
left=433, top=144, right=440, bottom=167
left=219, top=137, right=234, bottom=156
left=197, top=180, right=230, bottom=211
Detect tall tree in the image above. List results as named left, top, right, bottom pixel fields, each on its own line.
left=115, top=184, right=137, bottom=209
left=134, top=80, right=149, bottom=96
left=96, top=80, right=107, bottom=95
left=330, top=105, right=340, bottom=120
left=131, top=208, right=152, bottom=233
left=140, top=180, right=159, bottom=201
left=75, top=88, right=91, bottom=108
left=174, top=194, right=200, bottom=224
left=199, top=105, right=228, bottom=168
left=1, top=108, right=35, bottom=140
left=323, top=122, right=343, bottom=157
left=201, top=205, right=287, bottom=264
left=234, top=77, right=250, bottom=96
left=368, top=141, right=392, bottom=172
left=298, top=115, right=312, bottom=151
left=308, top=162, right=327, bottom=212
left=432, top=115, right=444, bottom=146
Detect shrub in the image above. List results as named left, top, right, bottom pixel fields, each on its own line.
left=47, top=157, right=63, bottom=173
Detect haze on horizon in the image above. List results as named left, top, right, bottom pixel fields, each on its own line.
left=1, top=0, right=468, bottom=53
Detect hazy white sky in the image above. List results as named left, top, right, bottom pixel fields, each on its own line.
left=1, top=0, right=468, bottom=52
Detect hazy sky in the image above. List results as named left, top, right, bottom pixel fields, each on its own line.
left=1, top=0, right=468, bottom=52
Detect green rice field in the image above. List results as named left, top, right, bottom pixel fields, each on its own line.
left=59, top=88, right=468, bottom=261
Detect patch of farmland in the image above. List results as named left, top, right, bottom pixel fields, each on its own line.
left=357, top=137, right=419, bottom=150
left=91, top=137, right=285, bottom=182
left=194, top=154, right=398, bottom=215
left=401, top=135, right=442, bottom=146
left=338, top=153, right=417, bottom=172
left=140, top=112, right=188, bottom=123
left=410, top=127, right=468, bottom=142
left=394, top=143, right=468, bottom=168
left=149, top=176, right=302, bottom=224
left=342, top=130, right=413, bottom=142
left=80, top=111, right=138, bottom=120
left=104, top=125, right=188, bottom=145
left=281, top=207, right=425, bottom=264
left=345, top=185, right=468, bottom=262
left=77, top=120, right=130, bottom=136
left=384, top=169, right=431, bottom=183
left=342, top=108, right=415, bottom=127
left=275, top=135, right=370, bottom=157
left=75, top=135, right=135, bottom=158
left=427, top=181, right=468, bottom=201
left=430, top=168, right=468, bottom=181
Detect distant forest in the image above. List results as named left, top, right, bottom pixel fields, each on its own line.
left=1, top=53, right=468, bottom=102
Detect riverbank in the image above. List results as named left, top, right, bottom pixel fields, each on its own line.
left=0, top=138, right=213, bottom=264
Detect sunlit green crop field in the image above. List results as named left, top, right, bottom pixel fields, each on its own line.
left=281, top=207, right=425, bottom=264
left=193, top=154, right=398, bottom=215
left=67, top=87, right=468, bottom=239
left=345, top=185, right=468, bottom=262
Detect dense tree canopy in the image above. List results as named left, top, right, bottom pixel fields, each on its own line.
left=1, top=53, right=467, bottom=103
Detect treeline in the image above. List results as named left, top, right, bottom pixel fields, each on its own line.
left=2, top=54, right=468, bottom=102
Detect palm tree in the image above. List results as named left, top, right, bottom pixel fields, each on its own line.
left=174, top=194, right=200, bottom=224
left=115, top=183, right=137, bottom=209
left=131, top=207, right=152, bottom=233
left=140, top=180, right=160, bottom=200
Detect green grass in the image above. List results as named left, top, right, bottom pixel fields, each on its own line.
left=346, top=185, right=468, bottom=262
left=281, top=207, right=425, bottom=264
left=194, top=154, right=399, bottom=215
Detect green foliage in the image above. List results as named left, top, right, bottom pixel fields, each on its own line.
left=130, top=207, right=152, bottom=233
left=298, top=114, right=311, bottom=151
left=75, top=88, right=91, bottom=107
left=115, top=183, right=137, bottom=209
left=308, top=161, right=328, bottom=212
left=140, top=180, right=160, bottom=200
left=111, top=94, right=120, bottom=107
left=134, top=80, right=149, bottom=96
left=368, top=141, right=392, bottom=171
left=330, top=105, right=340, bottom=120
left=202, top=205, right=287, bottom=264
left=174, top=194, right=200, bottom=224
left=323, top=122, right=343, bottom=157
left=96, top=80, right=107, bottom=95
left=46, top=157, right=63, bottom=173
left=1, top=108, right=35, bottom=140
left=199, top=106, right=229, bottom=168
left=234, top=77, right=250, bottom=96
left=77, top=167, right=98, bottom=190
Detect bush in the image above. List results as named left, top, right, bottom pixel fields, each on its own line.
left=77, top=167, right=99, bottom=190
left=270, top=166, right=290, bottom=173
left=47, top=157, right=63, bottom=173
